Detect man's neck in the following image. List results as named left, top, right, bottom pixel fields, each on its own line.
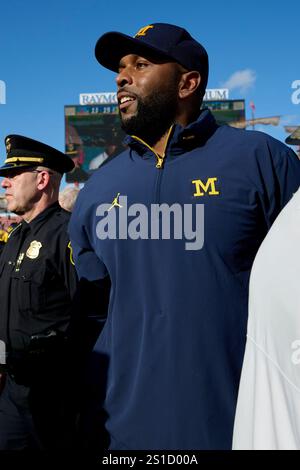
left=152, top=110, right=200, bottom=156
left=23, top=197, right=58, bottom=223
left=152, top=130, right=173, bottom=156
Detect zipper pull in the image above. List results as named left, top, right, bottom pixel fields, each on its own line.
left=156, top=155, right=164, bottom=169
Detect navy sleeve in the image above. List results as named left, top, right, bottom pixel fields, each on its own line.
left=246, top=135, right=300, bottom=228
left=68, top=198, right=111, bottom=347
left=69, top=209, right=108, bottom=282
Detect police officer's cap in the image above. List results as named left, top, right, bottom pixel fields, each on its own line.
left=0, top=135, right=75, bottom=176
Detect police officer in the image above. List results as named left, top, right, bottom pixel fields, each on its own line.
left=0, top=135, right=78, bottom=450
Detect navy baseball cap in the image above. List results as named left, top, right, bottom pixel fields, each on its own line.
left=0, top=135, right=74, bottom=176
left=95, top=23, right=209, bottom=95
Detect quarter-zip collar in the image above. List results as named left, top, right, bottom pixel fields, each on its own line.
left=130, top=125, right=174, bottom=169
left=124, top=109, right=218, bottom=166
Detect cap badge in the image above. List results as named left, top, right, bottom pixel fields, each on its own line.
left=5, top=138, right=11, bottom=154
left=26, top=241, right=42, bottom=259
left=134, top=25, right=154, bottom=38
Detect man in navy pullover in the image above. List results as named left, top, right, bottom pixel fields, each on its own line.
left=69, top=23, right=300, bottom=450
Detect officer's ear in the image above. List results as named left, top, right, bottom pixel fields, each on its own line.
left=36, top=170, right=51, bottom=191
left=178, top=71, right=201, bottom=100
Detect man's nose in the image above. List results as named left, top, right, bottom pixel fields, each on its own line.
left=116, top=68, right=133, bottom=88
left=1, top=178, right=9, bottom=188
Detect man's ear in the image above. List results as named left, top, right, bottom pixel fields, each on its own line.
left=178, top=71, right=201, bottom=99
left=36, top=170, right=51, bottom=191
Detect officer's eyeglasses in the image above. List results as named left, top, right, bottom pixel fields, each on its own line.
left=31, top=170, right=54, bottom=176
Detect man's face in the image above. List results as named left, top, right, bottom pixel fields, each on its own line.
left=116, top=54, right=182, bottom=144
left=1, top=168, right=40, bottom=215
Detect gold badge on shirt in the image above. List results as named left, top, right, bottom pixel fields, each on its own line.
left=26, top=241, right=42, bottom=259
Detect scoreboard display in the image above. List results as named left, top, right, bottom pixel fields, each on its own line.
left=65, top=104, right=125, bottom=183
left=202, top=99, right=245, bottom=125
left=65, top=100, right=245, bottom=183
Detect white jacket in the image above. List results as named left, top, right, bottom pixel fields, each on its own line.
left=233, top=187, right=300, bottom=450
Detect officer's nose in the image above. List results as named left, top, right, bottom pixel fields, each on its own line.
left=1, top=177, right=10, bottom=189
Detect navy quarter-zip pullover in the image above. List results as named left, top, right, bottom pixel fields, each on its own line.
left=69, top=110, right=300, bottom=450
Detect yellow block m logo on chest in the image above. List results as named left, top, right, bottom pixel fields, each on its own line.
left=192, top=177, right=220, bottom=197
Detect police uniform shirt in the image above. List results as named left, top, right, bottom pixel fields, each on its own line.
left=0, top=202, right=77, bottom=352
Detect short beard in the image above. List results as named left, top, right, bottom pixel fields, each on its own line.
left=119, top=80, right=179, bottom=147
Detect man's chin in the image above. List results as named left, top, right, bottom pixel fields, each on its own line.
left=120, top=115, right=140, bottom=136
left=6, top=202, right=14, bottom=213
left=7, top=204, right=21, bottom=215
left=120, top=113, right=135, bottom=124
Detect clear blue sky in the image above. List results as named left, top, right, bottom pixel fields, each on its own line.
left=0, top=0, right=299, bottom=187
